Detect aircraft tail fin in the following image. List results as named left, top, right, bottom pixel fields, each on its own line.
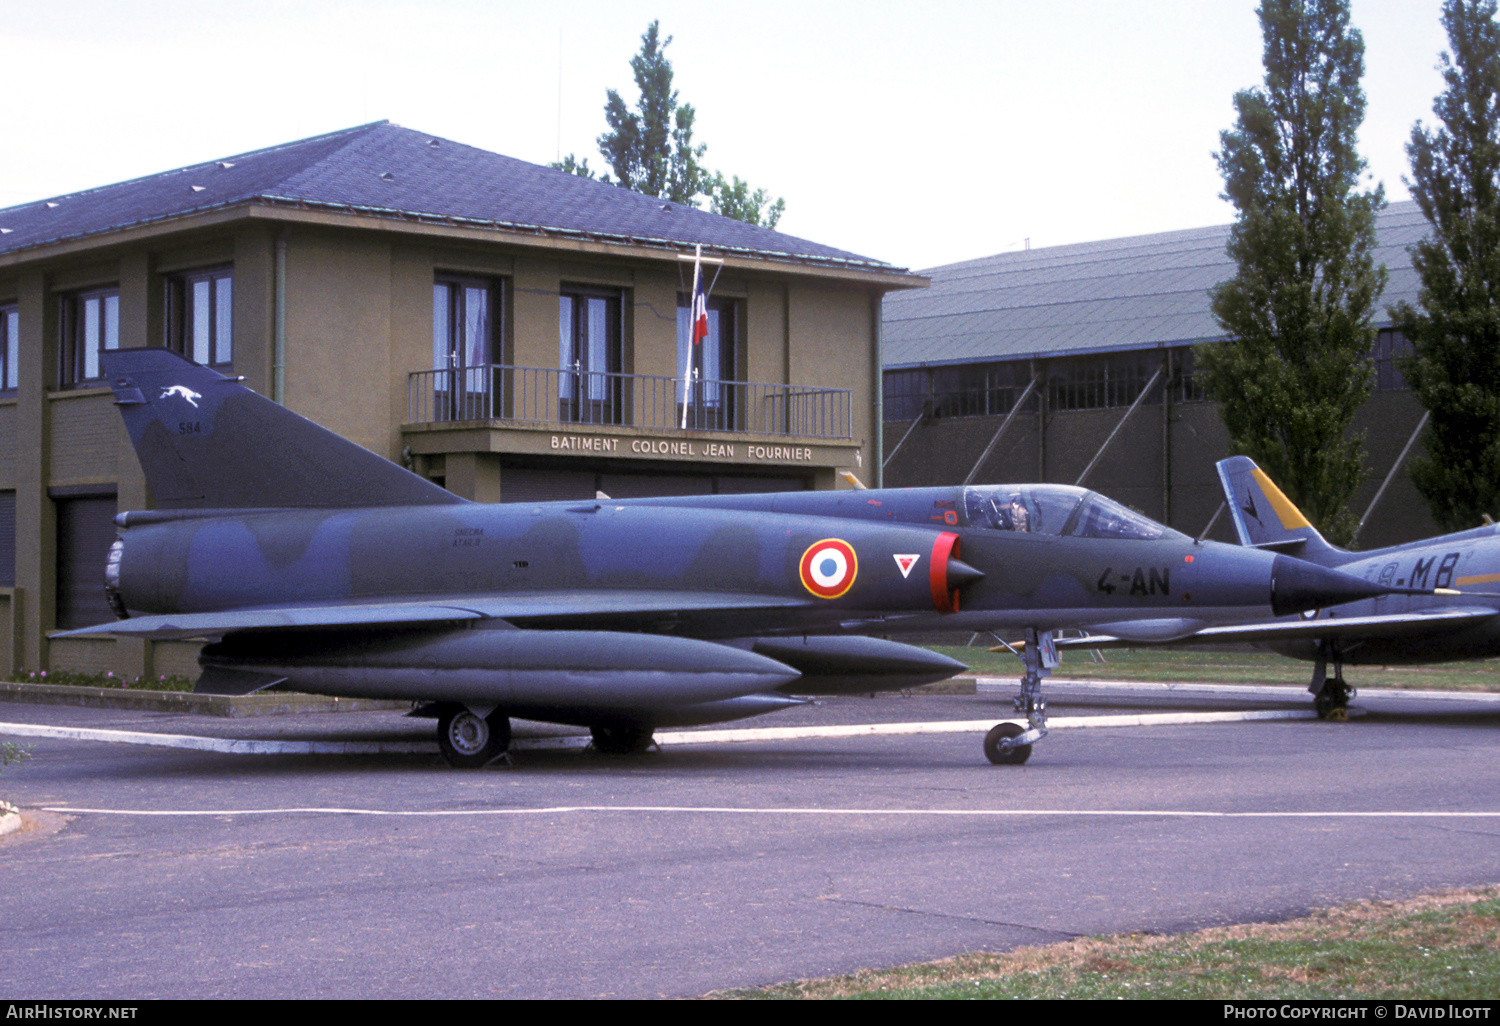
left=1216, top=456, right=1342, bottom=563
left=102, top=348, right=467, bottom=510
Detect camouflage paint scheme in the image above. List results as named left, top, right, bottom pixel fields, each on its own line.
left=59, top=350, right=1394, bottom=764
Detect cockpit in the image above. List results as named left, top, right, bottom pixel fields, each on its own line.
left=962, top=485, right=1183, bottom=541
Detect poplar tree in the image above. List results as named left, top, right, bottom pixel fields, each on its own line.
left=707, top=173, right=786, bottom=229
left=1197, top=0, right=1386, bottom=546
left=1390, top=0, right=1500, bottom=531
left=596, top=21, right=707, bottom=204
left=553, top=22, right=786, bottom=227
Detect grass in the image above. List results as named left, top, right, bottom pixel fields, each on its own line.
left=0, top=740, right=29, bottom=771
left=718, top=887, right=1500, bottom=999
left=0, top=740, right=31, bottom=817
left=5, top=668, right=195, bottom=692
left=931, top=644, right=1500, bottom=692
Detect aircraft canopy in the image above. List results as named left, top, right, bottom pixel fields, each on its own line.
left=963, top=485, right=1182, bottom=541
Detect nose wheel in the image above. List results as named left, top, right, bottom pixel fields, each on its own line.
left=983, top=722, right=1032, bottom=765
left=985, top=627, right=1053, bottom=765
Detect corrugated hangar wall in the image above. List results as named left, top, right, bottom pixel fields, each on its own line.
left=879, top=203, right=1448, bottom=552
left=882, top=384, right=1436, bottom=552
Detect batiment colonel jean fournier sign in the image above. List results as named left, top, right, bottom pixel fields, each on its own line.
left=550, top=434, right=820, bottom=463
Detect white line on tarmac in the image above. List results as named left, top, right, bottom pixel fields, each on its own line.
left=981, top=677, right=1500, bottom=704
left=665, top=708, right=1317, bottom=744
left=0, top=722, right=431, bottom=755
left=0, top=708, right=1317, bottom=756
left=34, top=805, right=1500, bottom=819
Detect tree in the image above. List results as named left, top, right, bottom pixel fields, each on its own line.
left=1390, top=0, right=1500, bottom=532
left=596, top=21, right=707, bottom=203
left=1196, top=0, right=1387, bottom=546
left=553, top=22, right=785, bottom=226
left=707, top=172, right=786, bottom=229
left=551, top=154, right=596, bottom=180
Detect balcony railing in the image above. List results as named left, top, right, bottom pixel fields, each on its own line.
left=409, top=365, right=852, bottom=439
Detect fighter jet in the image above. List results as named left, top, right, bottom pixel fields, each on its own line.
left=58, top=350, right=1404, bottom=766
left=1061, top=455, right=1500, bottom=719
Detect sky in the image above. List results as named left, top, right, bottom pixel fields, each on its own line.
left=0, top=0, right=1456, bottom=271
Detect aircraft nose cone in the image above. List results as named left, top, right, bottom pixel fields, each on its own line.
left=945, top=557, right=985, bottom=589
left=1270, top=554, right=1388, bottom=616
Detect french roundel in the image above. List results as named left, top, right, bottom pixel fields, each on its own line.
left=799, top=538, right=858, bottom=599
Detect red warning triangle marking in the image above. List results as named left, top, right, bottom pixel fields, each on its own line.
left=894, top=554, right=919, bottom=579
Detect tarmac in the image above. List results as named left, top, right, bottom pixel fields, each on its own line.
left=4, top=677, right=1500, bottom=998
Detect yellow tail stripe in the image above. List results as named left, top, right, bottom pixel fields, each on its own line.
left=1250, top=468, right=1312, bottom=530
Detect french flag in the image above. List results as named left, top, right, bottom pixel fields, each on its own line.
left=691, top=258, right=709, bottom=345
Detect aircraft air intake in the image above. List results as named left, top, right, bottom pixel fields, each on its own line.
left=930, top=531, right=983, bottom=613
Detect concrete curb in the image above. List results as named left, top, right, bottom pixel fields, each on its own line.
left=0, top=681, right=407, bottom=718
left=977, top=677, right=1500, bottom=704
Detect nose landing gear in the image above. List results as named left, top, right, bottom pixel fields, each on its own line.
left=985, top=627, right=1054, bottom=765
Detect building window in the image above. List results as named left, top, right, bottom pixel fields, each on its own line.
left=676, top=296, right=737, bottom=429
left=0, top=304, right=17, bottom=392
left=559, top=289, right=622, bottom=425
left=882, top=369, right=922, bottom=422
left=432, top=276, right=500, bottom=420
left=59, top=286, right=119, bottom=387
left=1373, top=328, right=1412, bottom=392
left=1048, top=352, right=1156, bottom=411
left=167, top=267, right=232, bottom=366
left=1175, top=348, right=1208, bottom=403
left=882, top=361, right=1036, bottom=422
left=434, top=276, right=496, bottom=372
left=933, top=362, right=1034, bottom=419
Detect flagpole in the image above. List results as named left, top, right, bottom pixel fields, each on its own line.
left=680, top=245, right=701, bottom=429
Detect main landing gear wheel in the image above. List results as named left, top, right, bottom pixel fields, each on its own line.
left=590, top=723, right=655, bottom=755
left=1314, top=683, right=1354, bottom=721
left=984, top=722, right=1032, bottom=765
left=437, top=707, right=512, bottom=768
left=1310, top=643, right=1354, bottom=721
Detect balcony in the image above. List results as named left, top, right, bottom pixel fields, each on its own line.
left=408, top=365, right=852, bottom=439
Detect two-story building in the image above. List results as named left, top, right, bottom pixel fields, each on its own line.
left=0, top=121, right=924, bottom=678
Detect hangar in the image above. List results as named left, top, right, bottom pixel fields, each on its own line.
left=0, top=121, right=923, bottom=679
left=881, top=202, right=1432, bottom=549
